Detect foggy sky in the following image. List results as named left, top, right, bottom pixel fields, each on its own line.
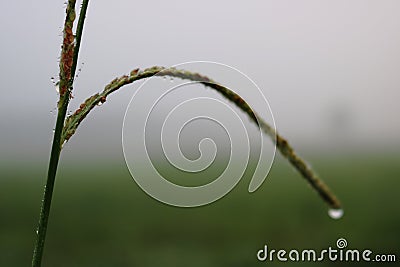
left=1, top=0, right=400, bottom=162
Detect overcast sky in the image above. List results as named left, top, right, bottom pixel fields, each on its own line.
left=1, top=0, right=400, bottom=163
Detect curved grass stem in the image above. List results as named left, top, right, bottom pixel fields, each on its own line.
left=62, top=66, right=341, bottom=209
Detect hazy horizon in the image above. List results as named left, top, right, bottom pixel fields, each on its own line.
left=1, top=0, right=400, bottom=162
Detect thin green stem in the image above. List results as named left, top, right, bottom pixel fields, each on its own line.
left=31, top=100, right=68, bottom=267
left=32, top=1, right=89, bottom=266
left=71, top=0, right=89, bottom=81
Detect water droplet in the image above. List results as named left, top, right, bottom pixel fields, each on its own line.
left=170, top=77, right=174, bottom=82
left=328, top=208, right=344, bottom=219
left=55, top=82, right=60, bottom=94
left=52, top=128, right=55, bottom=133
left=97, top=102, right=103, bottom=106
left=36, top=230, right=38, bottom=234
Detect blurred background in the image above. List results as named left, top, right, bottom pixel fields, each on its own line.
left=1, top=0, right=399, bottom=266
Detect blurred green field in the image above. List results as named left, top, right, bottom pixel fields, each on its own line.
left=1, top=154, right=399, bottom=266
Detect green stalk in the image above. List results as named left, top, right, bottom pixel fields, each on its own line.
left=31, top=95, right=69, bottom=267
left=32, top=1, right=89, bottom=266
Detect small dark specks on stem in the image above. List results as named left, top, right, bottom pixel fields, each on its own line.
left=110, top=77, right=119, bottom=85
left=97, top=96, right=106, bottom=106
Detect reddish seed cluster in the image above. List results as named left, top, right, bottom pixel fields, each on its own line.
left=59, top=11, right=75, bottom=96
left=74, top=103, right=86, bottom=115
left=65, top=132, right=73, bottom=142
left=232, top=94, right=246, bottom=105
left=130, top=68, right=140, bottom=76
left=192, top=73, right=208, bottom=82
left=120, top=75, right=129, bottom=82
